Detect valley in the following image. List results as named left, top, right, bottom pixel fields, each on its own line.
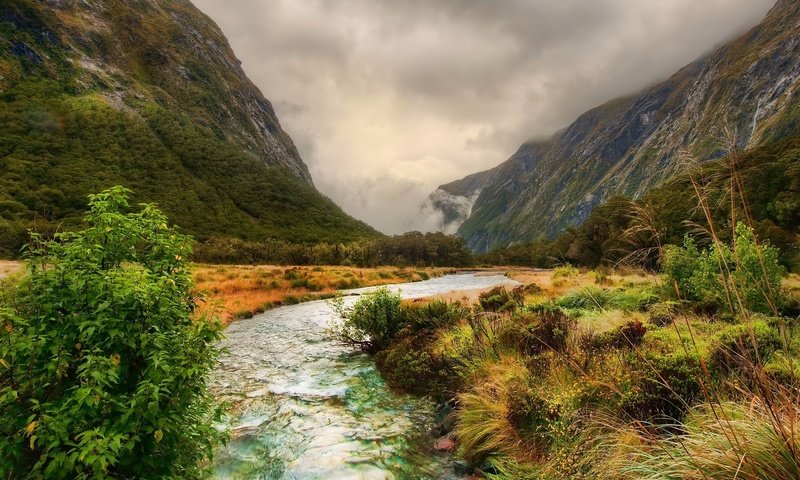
left=1, top=0, right=799, bottom=479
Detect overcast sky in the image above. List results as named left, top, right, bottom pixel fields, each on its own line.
left=193, top=0, right=774, bottom=234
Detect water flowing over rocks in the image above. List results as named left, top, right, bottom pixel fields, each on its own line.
left=211, top=273, right=518, bottom=479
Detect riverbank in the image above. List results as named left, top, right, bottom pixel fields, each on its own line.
left=358, top=266, right=800, bottom=478
left=0, top=260, right=456, bottom=323
left=193, top=264, right=455, bottom=323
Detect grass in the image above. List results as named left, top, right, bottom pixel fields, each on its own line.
left=192, top=264, right=448, bottom=323
left=610, top=395, right=800, bottom=480
left=364, top=267, right=800, bottom=478
left=0, top=261, right=23, bottom=279
left=0, top=260, right=450, bottom=323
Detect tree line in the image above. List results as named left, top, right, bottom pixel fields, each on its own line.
left=192, top=231, right=474, bottom=267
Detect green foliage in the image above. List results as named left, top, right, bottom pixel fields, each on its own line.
left=708, top=319, right=783, bottom=373
left=497, top=309, right=576, bottom=355
left=402, top=300, right=469, bottom=332
left=552, top=264, right=579, bottom=279
left=586, top=321, right=648, bottom=351
left=663, top=223, right=785, bottom=315
left=621, top=351, right=703, bottom=421
left=0, top=187, right=224, bottom=478
left=374, top=335, right=455, bottom=399
left=478, top=287, right=522, bottom=312
left=192, top=231, right=474, bottom=267
left=482, top=138, right=800, bottom=272
left=329, top=287, right=404, bottom=353
left=555, top=286, right=658, bottom=312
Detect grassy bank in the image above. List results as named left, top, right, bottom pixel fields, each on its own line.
left=1, top=260, right=450, bottom=323
left=332, top=253, right=800, bottom=478
left=193, top=264, right=450, bottom=323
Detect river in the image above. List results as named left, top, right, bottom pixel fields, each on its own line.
left=210, top=273, right=518, bottom=479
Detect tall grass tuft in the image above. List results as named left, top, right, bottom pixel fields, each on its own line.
left=615, top=392, right=800, bottom=480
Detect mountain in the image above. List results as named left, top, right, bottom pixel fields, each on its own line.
left=0, top=0, right=377, bottom=257
left=434, top=0, right=800, bottom=252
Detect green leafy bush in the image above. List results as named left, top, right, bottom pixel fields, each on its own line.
left=329, top=287, right=404, bottom=353
left=0, top=187, right=224, bottom=479
left=708, top=319, right=783, bottom=373
left=374, top=335, right=456, bottom=399
left=497, top=309, right=576, bottom=355
left=479, top=287, right=522, bottom=312
left=662, top=223, right=785, bottom=315
left=621, top=351, right=703, bottom=421
left=587, top=321, right=648, bottom=350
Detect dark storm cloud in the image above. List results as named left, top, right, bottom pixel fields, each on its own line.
left=193, top=0, right=775, bottom=233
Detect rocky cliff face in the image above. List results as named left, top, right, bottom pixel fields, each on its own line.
left=439, top=0, right=800, bottom=252
left=42, top=0, right=311, bottom=182
left=0, top=0, right=377, bottom=247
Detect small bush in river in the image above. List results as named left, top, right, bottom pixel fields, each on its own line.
left=329, top=287, right=404, bottom=353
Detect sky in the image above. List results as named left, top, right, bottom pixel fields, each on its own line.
left=193, top=0, right=775, bottom=234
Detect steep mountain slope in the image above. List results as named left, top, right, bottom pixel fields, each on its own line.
left=440, top=0, right=800, bottom=252
left=0, top=0, right=377, bottom=256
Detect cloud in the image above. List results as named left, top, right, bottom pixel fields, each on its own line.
left=192, top=0, right=775, bottom=234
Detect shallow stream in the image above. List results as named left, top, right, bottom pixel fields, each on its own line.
left=211, top=273, right=518, bottom=479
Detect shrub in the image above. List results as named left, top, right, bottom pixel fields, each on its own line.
left=0, top=187, right=224, bottom=479
left=374, top=335, right=456, bottom=399
left=498, top=308, right=576, bottom=355
left=552, top=264, right=579, bottom=280
left=621, top=351, right=703, bottom=421
left=662, top=224, right=785, bottom=315
left=479, top=287, right=522, bottom=312
left=556, top=286, right=658, bottom=312
left=329, top=287, right=404, bottom=353
left=764, top=351, right=800, bottom=385
left=588, top=321, right=647, bottom=350
left=646, top=301, right=678, bottom=327
left=708, top=319, right=782, bottom=373
left=290, top=278, right=310, bottom=288
left=336, top=278, right=361, bottom=289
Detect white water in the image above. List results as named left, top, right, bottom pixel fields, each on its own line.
left=211, top=273, right=518, bottom=479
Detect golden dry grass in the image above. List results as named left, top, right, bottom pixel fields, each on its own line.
left=506, top=268, right=658, bottom=301
left=0, top=261, right=23, bottom=279
left=193, top=264, right=449, bottom=323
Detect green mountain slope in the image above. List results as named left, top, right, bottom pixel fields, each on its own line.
left=0, top=0, right=377, bottom=257
left=435, top=0, right=800, bottom=252
left=483, top=135, right=800, bottom=271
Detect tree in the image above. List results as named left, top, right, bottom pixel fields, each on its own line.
left=0, top=187, right=225, bottom=479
